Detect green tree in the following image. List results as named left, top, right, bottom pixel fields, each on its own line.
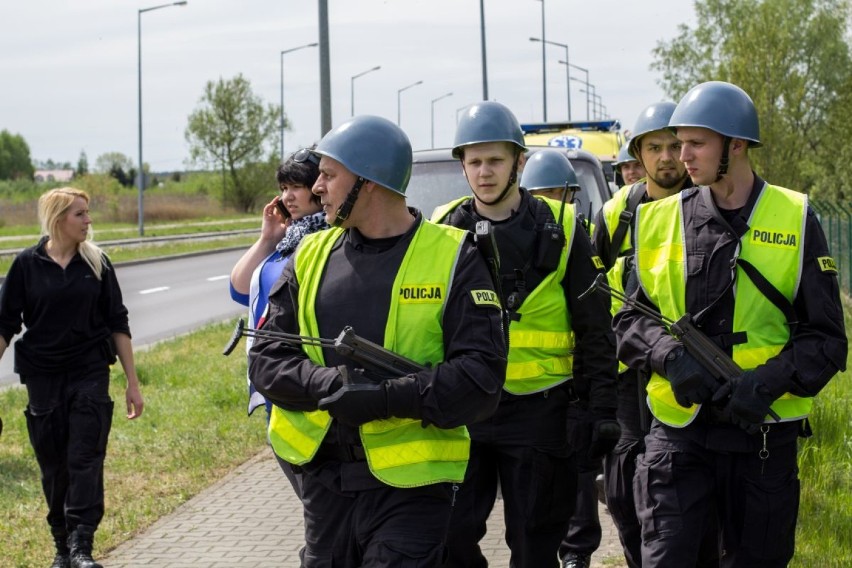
left=94, top=151, right=134, bottom=175
left=0, top=130, right=34, bottom=180
left=76, top=150, right=89, bottom=177
left=651, top=0, right=852, bottom=192
left=184, top=74, right=282, bottom=212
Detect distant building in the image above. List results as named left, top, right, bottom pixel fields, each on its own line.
left=34, top=169, right=75, bottom=183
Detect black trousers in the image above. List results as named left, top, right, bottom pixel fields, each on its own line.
left=559, top=403, right=602, bottom=558
left=636, top=419, right=799, bottom=567
left=300, top=460, right=454, bottom=567
left=444, top=387, right=577, bottom=568
left=23, top=362, right=113, bottom=534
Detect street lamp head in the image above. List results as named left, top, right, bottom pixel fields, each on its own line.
left=174, top=1, right=187, bottom=5
left=530, top=37, right=541, bottom=42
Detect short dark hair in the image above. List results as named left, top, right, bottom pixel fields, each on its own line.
left=277, top=145, right=320, bottom=203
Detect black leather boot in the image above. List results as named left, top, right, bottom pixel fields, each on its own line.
left=49, top=527, right=70, bottom=568
left=68, top=525, right=103, bottom=568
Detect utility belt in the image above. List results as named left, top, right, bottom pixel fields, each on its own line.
left=313, top=440, right=367, bottom=463
left=502, top=379, right=578, bottom=403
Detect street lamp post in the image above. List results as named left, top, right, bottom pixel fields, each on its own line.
left=479, top=0, right=488, bottom=100
left=534, top=0, right=546, bottom=121
left=280, top=42, right=318, bottom=159
left=137, top=1, right=187, bottom=237
left=579, top=88, right=601, bottom=119
left=350, top=65, right=381, bottom=116
left=531, top=37, right=570, bottom=121
left=397, top=80, right=424, bottom=126
left=564, top=61, right=590, bottom=120
left=456, top=105, right=469, bottom=124
left=430, top=92, right=453, bottom=148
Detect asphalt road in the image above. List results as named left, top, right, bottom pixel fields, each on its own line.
left=0, top=249, right=246, bottom=387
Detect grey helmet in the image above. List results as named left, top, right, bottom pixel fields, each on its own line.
left=614, top=142, right=639, bottom=168
left=452, top=101, right=526, bottom=159
left=521, top=149, right=580, bottom=191
left=628, top=101, right=678, bottom=159
left=668, top=81, right=761, bottom=147
left=314, top=115, right=413, bottom=195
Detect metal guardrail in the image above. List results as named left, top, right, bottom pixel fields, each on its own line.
left=0, top=229, right=256, bottom=257
left=811, top=200, right=851, bottom=297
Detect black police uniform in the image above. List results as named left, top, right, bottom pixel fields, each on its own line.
left=0, top=237, right=126, bottom=540
left=613, top=177, right=847, bottom=566
left=591, top=180, right=717, bottom=568
left=438, top=189, right=618, bottom=568
left=249, top=211, right=506, bottom=568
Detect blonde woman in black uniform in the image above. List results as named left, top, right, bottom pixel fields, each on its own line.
left=0, top=187, right=143, bottom=568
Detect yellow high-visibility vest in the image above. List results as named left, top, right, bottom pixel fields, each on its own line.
left=268, top=220, right=473, bottom=488
left=433, top=196, right=576, bottom=394
left=634, top=185, right=812, bottom=427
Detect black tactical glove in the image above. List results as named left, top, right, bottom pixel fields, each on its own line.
left=664, top=346, right=719, bottom=407
left=318, top=371, right=421, bottom=426
left=588, top=418, right=621, bottom=460
left=318, top=382, right=389, bottom=427
left=718, top=371, right=775, bottom=434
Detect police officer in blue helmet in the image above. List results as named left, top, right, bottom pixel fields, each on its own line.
left=521, top=148, right=581, bottom=202
left=434, top=102, right=619, bottom=568
left=249, top=115, right=507, bottom=567
left=614, top=82, right=847, bottom=566
left=613, top=142, right=645, bottom=187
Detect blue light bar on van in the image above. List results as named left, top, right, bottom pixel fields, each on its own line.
left=521, top=119, right=621, bottom=133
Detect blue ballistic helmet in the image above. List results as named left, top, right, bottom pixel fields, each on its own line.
left=668, top=81, right=761, bottom=147
left=452, top=101, right=526, bottom=159
left=314, top=115, right=413, bottom=195
left=521, top=149, right=580, bottom=191
left=614, top=142, right=639, bottom=168
left=628, top=101, right=678, bottom=159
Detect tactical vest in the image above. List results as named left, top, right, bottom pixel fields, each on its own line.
left=433, top=196, right=576, bottom=394
left=602, top=184, right=643, bottom=374
left=634, top=185, right=812, bottom=427
left=268, top=221, right=472, bottom=487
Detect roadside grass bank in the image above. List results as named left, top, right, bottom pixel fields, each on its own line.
left=791, top=299, right=852, bottom=567
left=0, top=320, right=267, bottom=566
left=0, top=233, right=258, bottom=275
left=0, top=309, right=849, bottom=565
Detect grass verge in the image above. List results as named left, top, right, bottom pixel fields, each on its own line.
left=0, top=234, right=258, bottom=275
left=0, top=320, right=267, bottom=566
left=790, top=300, right=852, bottom=567
left=1, top=310, right=850, bottom=565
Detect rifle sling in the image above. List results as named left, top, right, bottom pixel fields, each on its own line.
left=696, top=185, right=798, bottom=334
left=607, top=182, right=646, bottom=268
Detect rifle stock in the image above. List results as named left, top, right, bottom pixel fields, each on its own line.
left=223, top=319, right=425, bottom=380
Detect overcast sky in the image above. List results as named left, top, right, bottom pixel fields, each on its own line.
left=1, top=1, right=696, bottom=172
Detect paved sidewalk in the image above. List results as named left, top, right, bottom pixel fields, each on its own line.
left=103, top=451, right=627, bottom=567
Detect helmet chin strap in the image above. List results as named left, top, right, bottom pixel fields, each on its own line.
left=472, top=152, right=521, bottom=206
left=332, top=177, right=366, bottom=227
left=714, top=136, right=732, bottom=182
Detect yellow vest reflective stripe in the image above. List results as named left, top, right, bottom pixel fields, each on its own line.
left=434, top=195, right=576, bottom=393
left=268, top=221, right=472, bottom=487
left=505, top=197, right=576, bottom=393
left=601, top=184, right=639, bottom=373
left=635, top=186, right=812, bottom=427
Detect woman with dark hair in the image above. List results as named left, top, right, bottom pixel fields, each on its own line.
left=0, top=187, right=143, bottom=568
left=229, top=148, right=328, bottom=496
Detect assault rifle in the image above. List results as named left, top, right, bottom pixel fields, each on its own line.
left=223, top=318, right=425, bottom=379
left=579, top=274, right=780, bottom=422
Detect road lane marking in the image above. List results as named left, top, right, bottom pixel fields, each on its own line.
left=139, top=286, right=170, bottom=295
left=207, top=275, right=230, bottom=281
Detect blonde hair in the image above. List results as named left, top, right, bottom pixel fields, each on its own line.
left=38, top=187, right=105, bottom=279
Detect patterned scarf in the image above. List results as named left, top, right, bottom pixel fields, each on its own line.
left=275, top=211, right=329, bottom=256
